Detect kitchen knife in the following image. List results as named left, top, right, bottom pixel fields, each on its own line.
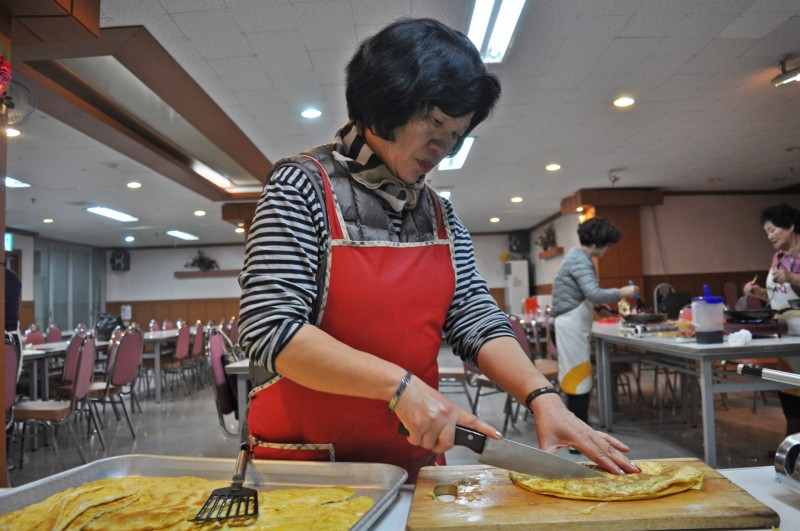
left=399, top=423, right=603, bottom=479
left=453, top=425, right=604, bottom=479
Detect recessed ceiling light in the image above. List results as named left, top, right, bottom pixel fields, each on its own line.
left=166, top=229, right=199, bottom=241
left=576, top=206, right=584, bottom=212
left=86, top=206, right=139, bottom=222
left=191, top=160, right=232, bottom=188
left=43, top=218, right=54, bottom=224
left=237, top=222, right=245, bottom=227
left=127, top=181, right=142, bottom=189
left=300, top=107, right=322, bottom=119
left=490, top=217, right=500, bottom=223
left=194, top=210, right=206, bottom=217
left=235, top=227, right=245, bottom=233
left=613, top=96, right=635, bottom=108
left=124, top=236, right=135, bottom=242
left=545, top=163, right=561, bottom=172
left=5, top=176, right=31, bottom=188
left=6, top=128, right=20, bottom=137
left=511, top=196, right=523, bottom=203
left=438, top=137, right=475, bottom=171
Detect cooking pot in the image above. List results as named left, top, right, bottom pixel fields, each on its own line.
left=725, top=309, right=776, bottom=322
left=622, top=313, right=668, bottom=324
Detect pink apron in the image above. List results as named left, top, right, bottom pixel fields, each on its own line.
left=248, top=156, right=455, bottom=481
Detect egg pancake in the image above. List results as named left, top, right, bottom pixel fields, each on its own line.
left=0, top=476, right=375, bottom=530
left=510, top=460, right=703, bottom=501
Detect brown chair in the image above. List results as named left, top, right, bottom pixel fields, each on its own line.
left=88, top=325, right=144, bottom=439
left=157, top=324, right=191, bottom=399
left=15, top=333, right=99, bottom=469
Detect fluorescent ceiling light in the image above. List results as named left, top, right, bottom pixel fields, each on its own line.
left=86, top=206, right=139, bottom=222
left=43, top=218, right=54, bottom=223
left=191, top=160, right=232, bottom=188
left=468, top=0, right=495, bottom=52
left=438, top=137, right=475, bottom=171
left=773, top=67, right=800, bottom=87
left=300, top=107, right=322, bottom=119
left=124, top=236, right=135, bottom=242
left=166, top=229, right=199, bottom=241
left=5, top=176, right=31, bottom=188
left=468, top=0, right=526, bottom=63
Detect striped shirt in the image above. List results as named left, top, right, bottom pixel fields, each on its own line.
left=238, top=164, right=513, bottom=374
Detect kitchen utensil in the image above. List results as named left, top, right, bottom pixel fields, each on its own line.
left=628, top=279, right=646, bottom=312
left=400, top=424, right=602, bottom=478
left=751, top=274, right=758, bottom=286
left=192, top=443, right=259, bottom=521
left=622, top=313, right=668, bottom=324
left=724, top=308, right=777, bottom=322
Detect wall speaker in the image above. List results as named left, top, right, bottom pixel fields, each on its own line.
left=508, top=230, right=530, bottom=254
left=110, top=250, right=130, bottom=272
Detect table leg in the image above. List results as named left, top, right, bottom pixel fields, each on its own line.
left=595, top=337, right=613, bottom=430
left=30, top=360, right=39, bottom=400
left=154, top=342, right=162, bottom=403
left=41, top=358, right=49, bottom=400
left=699, top=359, right=716, bottom=467
left=237, top=374, right=248, bottom=435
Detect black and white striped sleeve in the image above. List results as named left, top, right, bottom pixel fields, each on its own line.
left=440, top=199, right=515, bottom=366
left=238, top=165, right=328, bottom=373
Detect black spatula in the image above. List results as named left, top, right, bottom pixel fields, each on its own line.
left=192, top=442, right=259, bottom=521
left=629, top=280, right=646, bottom=312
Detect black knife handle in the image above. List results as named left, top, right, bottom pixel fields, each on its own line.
left=398, top=423, right=488, bottom=454
left=738, top=363, right=762, bottom=377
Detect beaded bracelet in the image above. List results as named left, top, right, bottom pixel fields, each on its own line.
left=388, top=371, right=414, bottom=412
left=524, top=386, right=559, bottom=411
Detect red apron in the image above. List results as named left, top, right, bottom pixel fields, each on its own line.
left=248, top=157, right=456, bottom=481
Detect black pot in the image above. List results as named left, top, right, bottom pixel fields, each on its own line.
left=622, top=313, right=668, bottom=324
left=725, top=309, right=776, bottom=322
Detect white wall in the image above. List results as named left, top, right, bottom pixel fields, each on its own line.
left=9, top=233, right=34, bottom=300
left=640, top=194, right=790, bottom=275
left=471, top=233, right=509, bottom=288
left=106, top=246, right=245, bottom=301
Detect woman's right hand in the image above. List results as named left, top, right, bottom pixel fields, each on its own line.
left=393, top=375, right=500, bottom=454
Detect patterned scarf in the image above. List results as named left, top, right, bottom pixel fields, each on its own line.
left=332, top=122, right=425, bottom=212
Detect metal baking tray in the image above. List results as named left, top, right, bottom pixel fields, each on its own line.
left=0, top=454, right=407, bottom=530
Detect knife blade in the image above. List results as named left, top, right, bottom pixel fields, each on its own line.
left=453, top=425, right=604, bottom=479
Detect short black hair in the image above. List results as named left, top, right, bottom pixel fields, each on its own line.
left=760, top=203, right=799, bottom=231
left=577, top=218, right=621, bottom=247
left=345, top=17, right=501, bottom=156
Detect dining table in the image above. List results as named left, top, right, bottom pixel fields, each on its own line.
left=20, top=339, right=110, bottom=400
left=592, top=322, right=800, bottom=467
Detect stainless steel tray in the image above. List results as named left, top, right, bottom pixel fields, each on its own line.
left=0, top=454, right=407, bottom=530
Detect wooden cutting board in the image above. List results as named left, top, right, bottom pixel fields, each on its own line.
left=406, top=459, right=779, bottom=530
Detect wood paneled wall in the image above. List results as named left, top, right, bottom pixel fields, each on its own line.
left=19, top=300, right=35, bottom=332
left=106, top=298, right=240, bottom=327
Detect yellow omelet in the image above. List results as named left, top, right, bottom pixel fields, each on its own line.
left=0, top=476, right=375, bottom=531
left=510, top=460, right=703, bottom=501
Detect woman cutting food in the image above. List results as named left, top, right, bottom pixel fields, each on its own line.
left=238, top=18, right=638, bottom=482
left=744, top=203, right=800, bottom=437
left=551, top=218, right=638, bottom=431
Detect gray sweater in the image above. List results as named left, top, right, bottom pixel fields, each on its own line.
left=551, top=247, right=621, bottom=316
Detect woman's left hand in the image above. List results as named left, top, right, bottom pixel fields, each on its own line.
left=773, top=268, right=794, bottom=286
left=531, top=393, right=639, bottom=475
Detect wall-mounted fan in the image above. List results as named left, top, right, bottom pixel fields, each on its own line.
left=5, top=80, right=37, bottom=126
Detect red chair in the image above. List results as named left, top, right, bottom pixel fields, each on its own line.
left=188, top=322, right=206, bottom=389
left=159, top=324, right=191, bottom=399
left=149, top=319, right=161, bottom=332
left=227, top=317, right=239, bottom=345
left=24, top=326, right=44, bottom=346
left=46, top=324, right=62, bottom=343
left=16, top=333, right=99, bottom=469
left=88, top=326, right=144, bottom=439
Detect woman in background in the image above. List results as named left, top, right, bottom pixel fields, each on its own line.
left=744, top=203, right=800, bottom=437
left=551, top=218, right=638, bottom=434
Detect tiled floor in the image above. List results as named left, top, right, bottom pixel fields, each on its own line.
left=6, top=347, right=786, bottom=487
